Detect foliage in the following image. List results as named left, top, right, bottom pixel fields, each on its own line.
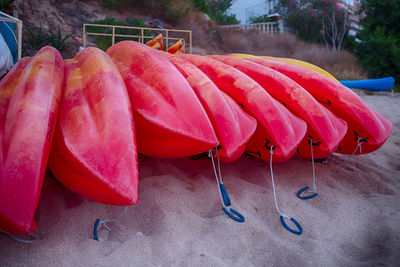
left=276, top=0, right=350, bottom=50
left=355, top=0, right=400, bottom=82
left=96, top=0, right=238, bottom=25
left=205, top=0, right=239, bottom=25
left=249, top=15, right=274, bottom=24
left=48, top=26, right=73, bottom=51
left=160, top=0, right=192, bottom=23
left=0, top=0, right=14, bottom=12
left=23, top=25, right=72, bottom=56
left=99, top=0, right=125, bottom=9
left=25, top=26, right=50, bottom=52
left=86, top=17, right=150, bottom=51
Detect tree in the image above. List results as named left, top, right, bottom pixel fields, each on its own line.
left=355, top=0, right=400, bottom=81
left=193, top=0, right=239, bottom=25
left=276, top=0, right=350, bottom=51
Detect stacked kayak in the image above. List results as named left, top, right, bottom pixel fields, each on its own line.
left=0, top=47, right=64, bottom=234
left=208, top=55, right=347, bottom=159
left=179, top=53, right=307, bottom=162
left=107, top=41, right=219, bottom=158
left=0, top=41, right=393, bottom=235
left=234, top=56, right=392, bottom=154
left=48, top=47, right=139, bottom=206
left=161, top=52, right=257, bottom=162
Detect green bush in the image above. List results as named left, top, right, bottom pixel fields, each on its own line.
left=160, top=0, right=192, bottom=24
left=0, top=0, right=14, bottom=12
left=48, top=26, right=73, bottom=51
left=99, top=0, right=125, bottom=9
left=355, top=0, right=400, bottom=83
left=95, top=0, right=239, bottom=25
left=355, top=28, right=400, bottom=81
left=206, top=0, right=239, bottom=25
left=249, top=15, right=273, bottom=24
left=23, top=26, right=72, bottom=56
left=25, top=26, right=50, bottom=52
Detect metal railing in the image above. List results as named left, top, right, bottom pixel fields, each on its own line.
left=219, top=21, right=284, bottom=34
left=83, top=24, right=192, bottom=53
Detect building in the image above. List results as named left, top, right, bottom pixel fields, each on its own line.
left=244, top=0, right=361, bottom=35
left=245, top=0, right=279, bottom=23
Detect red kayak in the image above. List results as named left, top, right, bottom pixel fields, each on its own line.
left=245, top=58, right=392, bottom=154
left=48, top=47, right=139, bottom=206
left=179, top=54, right=307, bottom=162
left=209, top=55, right=348, bottom=159
left=162, top=52, right=257, bottom=162
left=107, top=41, right=218, bottom=158
left=0, top=47, right=63, bottom=234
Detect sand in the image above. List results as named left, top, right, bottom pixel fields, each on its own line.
left=1, top=90, right=399, bottom=266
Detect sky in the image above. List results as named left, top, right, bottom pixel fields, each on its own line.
left=229, top=0, right=267, bottom=24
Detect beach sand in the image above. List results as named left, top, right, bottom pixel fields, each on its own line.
left=1, top=90, right=399, bottom=266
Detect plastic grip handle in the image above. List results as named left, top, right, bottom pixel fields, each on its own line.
left=297, top=186, right=318, bottom=200
left=222, top=207, right=245, bottom=223
left=93, top=218, right=100, bottom=241
left=280, top=216, right=302, bottom=235
left=219, top=184, right=231, bottom=206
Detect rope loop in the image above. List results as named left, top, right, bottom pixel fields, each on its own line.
left=0, top=230, right=38, bottom=244
left=352, top=138, right=367, bottom=155
left=208, top=147, right=245, bottom=223
left=353, top=132, right=368, bottom=154
left=94, top=218, right=118, bottom=241
left=93, top=206, right=128, bottom=241
left=297, top=136, right=319, bottom=200
left=268, top=148, right=302, bottom=235
left=265, top=139, right=276, bottom=151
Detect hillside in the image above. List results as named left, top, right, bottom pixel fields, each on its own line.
left=11, top=0, right=366, bottom=79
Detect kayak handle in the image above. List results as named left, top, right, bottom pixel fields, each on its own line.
left=297, top=186, right=318, bottom=200
left=280, top=215, right=302, bottom=235
left=220, top=184, right=231, bottom=206
left=354, top=132, right=368, bottom=142
left=264, top=139, right=276, bottom=150
left=308, top=136, right=321, bottom=146
left=93, top=218, right=100, bottom=241
left=222, top=207, right=245, bottom=223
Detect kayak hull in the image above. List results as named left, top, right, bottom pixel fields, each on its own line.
left=246, top=57, right=392, bottom=155
left=210, top=55, right=347, bottom=159
left=179, top=53, right=307, bottom=162
left=48, top=47, right=139, bottom=206
left=162, top=52, right=257, bottom=162
left=0, top=47, right=63, bottom=234
left=107, top=41, right=218, bottom=158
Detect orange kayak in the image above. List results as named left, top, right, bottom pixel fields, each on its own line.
left=145, top=33, right=164, bottom=51
left=48, top=47, right=139, bottom=206
left=107, top=41, right=218, bottom=158
left=167, top=39, right=184, bottom=54
left=0, top=47, right=64, bottom=234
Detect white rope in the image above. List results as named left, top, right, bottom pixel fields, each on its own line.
left=0, top=230, right=38, bottom=244
left=120, top=206, right=128, bottom=220
left=209, top=149, right=225, bottom=207
left=269, top=149, right=289, bottom=219
left=95, top=206, right=129, bottom=240
left=310, top=141, right=317, bottom=193
left=97, top=219, right=121, bottom=232
left=352, top=138, right=364, bottom=155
